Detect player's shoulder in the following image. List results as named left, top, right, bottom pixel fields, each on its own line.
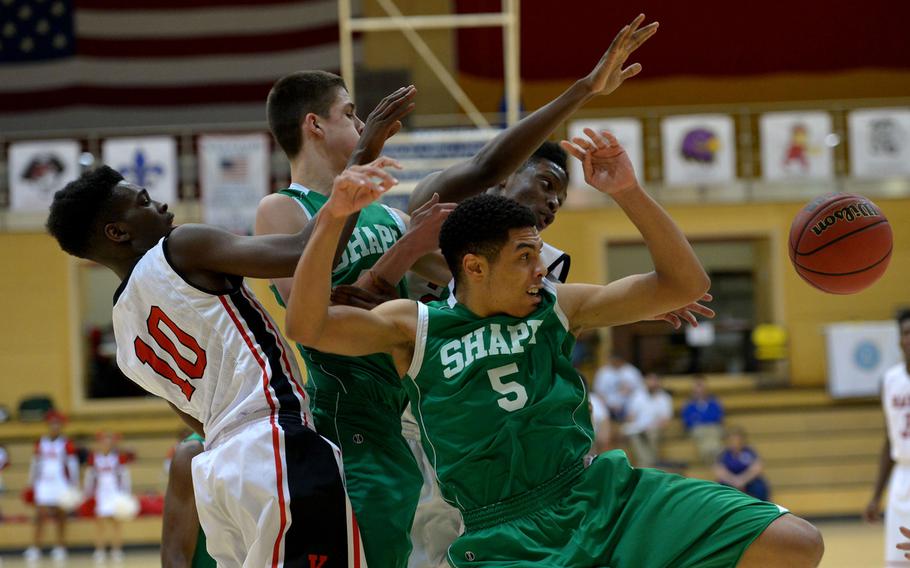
left=884, top=363, right=909, bottom=384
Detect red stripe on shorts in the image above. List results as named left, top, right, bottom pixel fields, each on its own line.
left=352, top=509, right=361, bottom=568
left=219, top=296, right=288, bottom=568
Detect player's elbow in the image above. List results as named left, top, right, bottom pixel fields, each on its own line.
left=285, top=317, right=320, bottom=348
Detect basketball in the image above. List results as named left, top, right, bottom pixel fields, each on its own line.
left=788, top=193, right=893, bottom=294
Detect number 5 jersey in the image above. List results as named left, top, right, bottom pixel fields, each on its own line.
left=111, top=236, right=312, bottom=444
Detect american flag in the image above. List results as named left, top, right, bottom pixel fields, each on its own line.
left=219, top=155, right=248, bottom=181
left=0, top=0, right=359, bottom=132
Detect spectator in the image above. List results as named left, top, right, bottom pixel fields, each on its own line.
left=622, top=373, right=673, bottom=467
left=714, top=426, right=770, bottom=501
left=593, top=354, right=644, bottom=421
left=681, top=375, right=725, bottom=465
left=589, top=392, right=612, bottom=454
left=0, top=443, right=8, bottom=492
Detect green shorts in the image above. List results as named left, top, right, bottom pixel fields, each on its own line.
left=447, top=450, right=786, bottom=567
left=311, top=393, right=423, bottom=568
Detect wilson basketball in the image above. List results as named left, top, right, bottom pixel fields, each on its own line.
left=788, top=193, right=892, bottom=294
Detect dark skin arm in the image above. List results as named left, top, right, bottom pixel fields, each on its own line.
left=161, top=439, right=204, bottom=568
left=864, top=432, right=894, bottom=523
left=168, top=403, right=204, bottom=438
left=407, top=14, right=658, bottom=214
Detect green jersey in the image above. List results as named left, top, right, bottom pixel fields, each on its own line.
left=403, top=281, right=594, bottom=512
left=275, top=184, right=409, bottom=402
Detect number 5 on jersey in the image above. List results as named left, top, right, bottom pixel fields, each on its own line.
left=488, top=363, right=528, bottom=412
left=134, top=306, right=207, bottom=401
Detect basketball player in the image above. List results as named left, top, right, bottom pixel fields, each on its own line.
left=83, top=431, right=131, bottom=563
left=864, top=309, right=910, bottom=565
left=258, top=75, right=452, bottom=568
left=284, top=129, right=824, bottom=566
left=44, top=165, right=391, bottom=567
left=24, top=410, right=78, bottom=563
left=162, top=433, right=216, bottom=568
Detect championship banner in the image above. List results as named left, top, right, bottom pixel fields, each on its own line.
left=102, top=136, right=178, bottom=204
left=198, top=133, right=270, bottom=235
left=567, top=119, right=643, bottom=187
left=848, top=108, right=910, bottom=179
left=760, top=111, right=834, bottom=181
left=825, top=321, right=902, bottom=398
left=661, top=114, right=736, bottom=186
left=8, top=139, right=80, bottom=212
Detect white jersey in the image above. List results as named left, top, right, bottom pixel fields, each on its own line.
left=86, top=451, right=129, bottom=496
left=112, top=237, right=312, bottom=444
left=32, top=436, right=77, bottom=484
left=882, top=363, right=910, bottom=462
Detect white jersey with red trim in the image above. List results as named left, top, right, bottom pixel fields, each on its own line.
left=882, top=363, right=910, bottom=462
left=33, top=436, right=77, bottom=484
left=112, top=236, right=312, bottom=444
left=86, top=451, right=129, bottom=496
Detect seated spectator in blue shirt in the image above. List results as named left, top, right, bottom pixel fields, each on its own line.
left=714, top=426, right=770, bottom=501
left=681, top=375, right=725, bottom=465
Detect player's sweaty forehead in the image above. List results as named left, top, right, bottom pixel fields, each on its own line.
left=508, top=227, right=542, bottom=251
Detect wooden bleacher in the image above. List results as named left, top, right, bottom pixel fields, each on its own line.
left=0, top=379, right=884, bottom=550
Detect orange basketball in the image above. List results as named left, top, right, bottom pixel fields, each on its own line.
left=788, top=193, right=892, bottom=294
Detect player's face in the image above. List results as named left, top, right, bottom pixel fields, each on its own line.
left=484, top=227, right=548, bottom=317
left=320, top=87, right=364, bottom=171
left=109, top=182, right=174, bottom=249
left=900, top=319, right=910, bottom=360
left=499, top=160, right=568, bottom=231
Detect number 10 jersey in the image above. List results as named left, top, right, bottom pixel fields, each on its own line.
left=403, top=279, right=594, bottom=513
left=112, top=237, right=312, bottom=443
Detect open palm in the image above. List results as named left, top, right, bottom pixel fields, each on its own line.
left=327, top=158, right=401, bottom=217
left=585, top=14, right=659, bottom=97
left=562, top=129, right=638, bottom=195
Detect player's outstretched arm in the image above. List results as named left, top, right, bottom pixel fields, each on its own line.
left=407, top=14, right=658, bottom=214
left=161, top=439, right=204, bottom=568
left=556, top=129, right=709, bottom=332
left=285, top=160, right=418, bottom=360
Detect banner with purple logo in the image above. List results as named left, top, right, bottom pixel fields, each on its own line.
left=567, top=118, right=643, bottom=188
left=760, top=112, right=834, bottom=181
left=198, top=133, right=270, bottom=235
left=848, top=108, right=910, bottom=179
left=661, top=114, right=736, bottom=186
left=8, top=139, right=80, bottom=212
left=102, top=136, right=178, bottom=204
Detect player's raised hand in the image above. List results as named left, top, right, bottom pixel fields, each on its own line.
left=406, top=193, right=456, bottom=255
left=561, top=129, right=639, bottom=196
left=582, top=14, right=658, bottom=97
left=327, top=157, right=401, bottom=217
left=351, top=85, right=417, bottom=165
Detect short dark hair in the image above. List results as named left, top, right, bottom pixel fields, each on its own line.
left=527, top=140, right=569, bottom=179
left=439, top=194, right=538, bottom=283
left=267, top=71, right=347, bottom=159
left=46, top=166, right=124, bottom=258
left=898, top=309, right=910, bottom=327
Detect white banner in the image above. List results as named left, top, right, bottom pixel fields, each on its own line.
left=760, top=112, right=834, bottom=181
left=849, top=108, right=910, bottom=179
left=567, top=118, right=643, bottom=188
left=8, top=140, right=80, bottom=212
left=102, top=136, right=178, bottom=204
left=661, top=114, right=736, bottom=186
left=198, top=133, right=270, bottom=235
left=825, top=321, right=902, bottom=398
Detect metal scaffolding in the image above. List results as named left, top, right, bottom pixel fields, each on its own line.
left=338, top=0, right=521, bottom=128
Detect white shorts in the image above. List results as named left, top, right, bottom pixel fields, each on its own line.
left=402, top=406, right=463, bottom=568
left=192, top=418, right=365, bottom=568
left=34, top=477, right=68, bottom=507
left=887, top=464, right=910, bottom=566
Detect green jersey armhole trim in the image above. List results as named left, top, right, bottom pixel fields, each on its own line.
left=406, top=302, right=429, bottom=380
left=382, top=204, right=408, bottom=234
left=542, top=278, right=569, bottom=331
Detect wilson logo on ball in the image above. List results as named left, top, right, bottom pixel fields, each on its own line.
left=810, top=201, right=880, bottom=236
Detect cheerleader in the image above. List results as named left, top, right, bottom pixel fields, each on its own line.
left=84, top=431, right=132, bottom=563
